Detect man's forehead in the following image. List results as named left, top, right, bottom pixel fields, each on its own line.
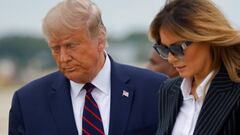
left=48, top=34, right=72, bottom=45
left=48, top=32, right=84, bottom=45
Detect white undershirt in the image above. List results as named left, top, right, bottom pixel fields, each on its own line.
left=70, top=54, right=111, bottom=135
left=172, top=71, right=214, bottom=135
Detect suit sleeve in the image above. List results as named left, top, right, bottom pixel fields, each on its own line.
left=9, top=91, right=25, bottom=135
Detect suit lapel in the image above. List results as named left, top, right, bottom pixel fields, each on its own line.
left=108, top=58, right=135, bottom=135
left=48, top=72, right=78, bottom=135
left=165, top=79, right=183, bottom=135
left=194, top=66, right=240, bottom=135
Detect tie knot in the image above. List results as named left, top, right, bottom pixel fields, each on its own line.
left=83, top=83, right=95, bottom=93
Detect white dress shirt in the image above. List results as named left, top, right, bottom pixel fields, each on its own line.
left=172, top=71, right=214, bottom=135
left=70, top=54, right=111, bottom=135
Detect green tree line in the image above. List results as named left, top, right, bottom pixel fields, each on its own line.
left=0, top=31, right=152, bottom=72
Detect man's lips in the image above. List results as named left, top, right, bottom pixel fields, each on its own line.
left=63, top=67, right=76, bottom=72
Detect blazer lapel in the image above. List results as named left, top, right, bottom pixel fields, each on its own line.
left=194, top=66, right=240, bottom=135
left=165, top=79, right=183, bottom=135
left=48, top=72, right=78, bottom=135
left=108, top=58, right=135, bottom=135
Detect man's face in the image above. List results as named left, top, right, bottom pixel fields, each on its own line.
left=148, top=50, right=178, bottom=78
left=48, top=27, right=106, bottom=83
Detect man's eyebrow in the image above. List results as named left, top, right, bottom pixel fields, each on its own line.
left=48, top=42, right=59, bottom=47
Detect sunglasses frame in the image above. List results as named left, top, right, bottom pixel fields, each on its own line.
left=153, top=40, right=192, bottom=59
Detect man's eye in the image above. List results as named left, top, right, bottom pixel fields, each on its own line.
left=67, top=43, right=78, bottom=48
left=51, top=46, right=60, bottom=53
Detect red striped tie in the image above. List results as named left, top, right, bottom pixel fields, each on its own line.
left=82, top=83, right=105, bottom=135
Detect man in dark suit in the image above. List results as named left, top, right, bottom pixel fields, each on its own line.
left=8, top=0, right=167, bottom=135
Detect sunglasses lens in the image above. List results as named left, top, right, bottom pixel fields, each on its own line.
left=153, top=41, right=191, bottom=59
left=170, top=45, right=184, bottom=58
left=155, top=45, right=169, bottom=59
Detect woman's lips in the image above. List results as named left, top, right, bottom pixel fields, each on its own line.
left=175, top=66, right=186, bottom=72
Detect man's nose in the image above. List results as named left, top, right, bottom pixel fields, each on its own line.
left=60, top=48, right=71, bottom=62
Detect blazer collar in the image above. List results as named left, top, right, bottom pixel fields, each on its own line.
left=194, top=65, right=239, bottom=135
left=108, top=56, right=135, bottom=135
left=166, top=78, right=183, bottom=135
left=48, top=72, right=78, bottom=135
left=165, top=65, right=239, bottom=135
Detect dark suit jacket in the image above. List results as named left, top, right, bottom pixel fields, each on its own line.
left=9, top=57, right=167, bottom=135
left=156, top=65, right=240, bottom=135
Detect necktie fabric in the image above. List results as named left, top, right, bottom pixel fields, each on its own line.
left=82, top=83, right=105, bottom=135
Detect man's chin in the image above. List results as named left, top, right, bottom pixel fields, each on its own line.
left=65, top=73, right=90, bottom=84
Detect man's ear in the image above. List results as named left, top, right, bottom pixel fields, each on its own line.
left=98, top=29, right=106, bottom=50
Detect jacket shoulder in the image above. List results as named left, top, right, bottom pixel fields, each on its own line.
left=119, top=63, right=168, bottom=81
left=162, top=77, right=182, bottom=88
left=159, top=77, right=182, bottom=94
left=15, top=71, right=63, bottom=95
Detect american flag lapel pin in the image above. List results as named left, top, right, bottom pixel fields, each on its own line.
left=122, top=90, right=129, bottom=97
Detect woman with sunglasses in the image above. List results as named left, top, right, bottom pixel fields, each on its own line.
left=149, top=0, right=240, bottom=134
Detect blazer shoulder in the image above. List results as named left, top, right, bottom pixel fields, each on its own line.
left=15, top=71, right=63, bottom=95
left=119, top=63, right=168, bottom=81
left=234, top=81, right=240, bottom=91
left=159, top=77, right=182, bottom=93
left=109, top=56, right=167, bottom=83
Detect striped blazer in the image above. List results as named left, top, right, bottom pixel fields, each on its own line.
left=156, top=66, right=240, bottom=135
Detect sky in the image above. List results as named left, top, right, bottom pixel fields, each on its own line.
left=1, top=0, right=240, bottom=38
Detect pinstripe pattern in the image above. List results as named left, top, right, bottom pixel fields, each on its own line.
left=156, top=66, right=240, bottom=135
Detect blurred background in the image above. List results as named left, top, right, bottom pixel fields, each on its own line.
left=0, top=0, right=239, bottom=134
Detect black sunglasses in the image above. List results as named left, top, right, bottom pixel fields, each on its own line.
left=153, top=41, right=192, bottom=59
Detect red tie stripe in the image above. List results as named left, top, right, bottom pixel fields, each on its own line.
left=82, top=128, right=90, bottom=135
left=82, top=83, right=105, bottom=135
left=83, top=116, right=105, bottom=135
left=84, top=106, right=102, bottom=121
left=85, top=95, right=98, bottom=108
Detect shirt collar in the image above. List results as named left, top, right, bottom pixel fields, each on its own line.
left=180, top=71, right=215, bottom=100
left=70, top=81, right=85, bottom=98
left=180, top=77, right=193, bottom=99
left=91, top=53, right=111, bottom=95
left=70, top=52, right=111, bottom=98
left=195, top=71, right=214, bottom=98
